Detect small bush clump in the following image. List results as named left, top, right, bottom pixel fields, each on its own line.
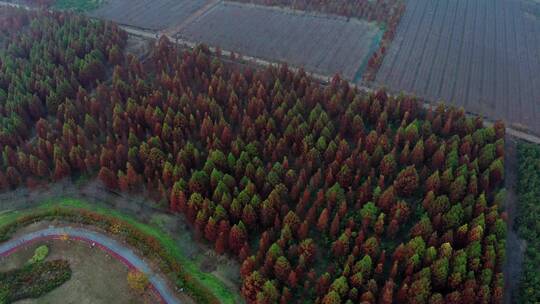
left=27, top=245, right=49, bottom=265
left=0, top=260, right=71, bottom=304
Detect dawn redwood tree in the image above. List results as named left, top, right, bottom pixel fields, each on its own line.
left=379, top=279, right=395, bottom=304
left=118, top=171, right=129, bottom=192
left=380, top=153, right=397, bottom=177
left=53, top=158, right=71, bottom=181
left=330, top=212, right=341, bottom=239
left=399, top=143, right=410, bottom=166
left=169, top=182, right=183, bottom=212
left=0, top=171, right=8, bottom=191
left=242, top=271, right=265, bottom=303
left=374, top=213, right=385, bottom=236
left=298, top=239, right=316, bottom=265
left=298, top=220, right=309, bottom=240
left=432, top=145, right=446, bottom=170
left=229, top=222, right=247, bottom=254
left=98, top=167, right=117, bottom=189
left=432, top=257, right=449, bottom=288
left=489, top=158, right=504, bottom=185
left=5, top=167, right=22, bottom=188
left=394, top=166, right=419, bottom=197
left=378, top=186, right=396, bottom=212
left=317, top=208, right=330, bottom=233
left=441, top=168, right=454, bottom=193
left=198, top=207, right=214, bottom=233
left=426, top=171, right=441, bottom=194
left=411, top=140, right=424, bottom=166
left=242, top=204, right=257, bottom=229
left=240, top=256, right=256, bottom=279
left=449, top=175, right=466, bottom=202
left=274, top=256, right=291, bottom=282
left=215, top=231, right=227, bottom=255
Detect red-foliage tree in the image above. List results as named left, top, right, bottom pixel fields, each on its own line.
left=229, top=222, right=247, bottom=254
left=98, top=167, right=117, bottom=189
left=317, top=208, right=330, bottom=233
left=393, top=166, right=419, bottom=197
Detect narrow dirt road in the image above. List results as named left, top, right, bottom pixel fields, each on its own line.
left=0, top=226, right=181, bottom=304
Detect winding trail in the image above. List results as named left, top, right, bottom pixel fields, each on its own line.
left=0, top=226, right=181, bottom=304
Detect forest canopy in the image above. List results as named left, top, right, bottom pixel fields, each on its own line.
left=0, top=7, right=507, bottom=304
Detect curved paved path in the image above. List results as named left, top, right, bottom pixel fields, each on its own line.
left=0, top=226, right=181, bottom=304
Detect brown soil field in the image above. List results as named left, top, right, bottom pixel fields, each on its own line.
left=178, top=2, right=383, bottom=81
left=85, top=0, right=383, bottom=83
left=376, top=0, right=540, bottom=135
left=88, top=0, right=211, bottom=30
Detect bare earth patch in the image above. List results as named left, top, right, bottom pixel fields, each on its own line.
left=179, top=2, right=382, bottom=81
left=0, top=230, right=158, bottom=304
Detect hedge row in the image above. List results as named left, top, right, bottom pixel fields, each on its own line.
left=0, top=207, right=221, bottom=304
left=0, top=259, right=72, bottom=303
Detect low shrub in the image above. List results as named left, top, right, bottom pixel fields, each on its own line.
left=127, top=270, right=149, bottom=294
left=0, top=259, right=72, bottom=303
left=27, top=245, right=49, bottom=264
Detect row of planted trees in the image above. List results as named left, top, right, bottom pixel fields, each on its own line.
left=0, top=9, right=507, bottom=304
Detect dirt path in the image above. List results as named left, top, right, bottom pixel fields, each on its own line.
left=0, top=226, right=182, bottom=304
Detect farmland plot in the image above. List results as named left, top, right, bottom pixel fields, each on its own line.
left=178, top=2, right=383, bottom=81
left=376, top=0, right=540, bottom=135
left=88, top=0, right=210, bottom=30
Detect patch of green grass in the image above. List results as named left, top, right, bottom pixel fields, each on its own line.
left=3, top=197, right=240, bottom=304
left=53, top=0, right=104, bottom=12
left=0, top=210, right=20, bottom=226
